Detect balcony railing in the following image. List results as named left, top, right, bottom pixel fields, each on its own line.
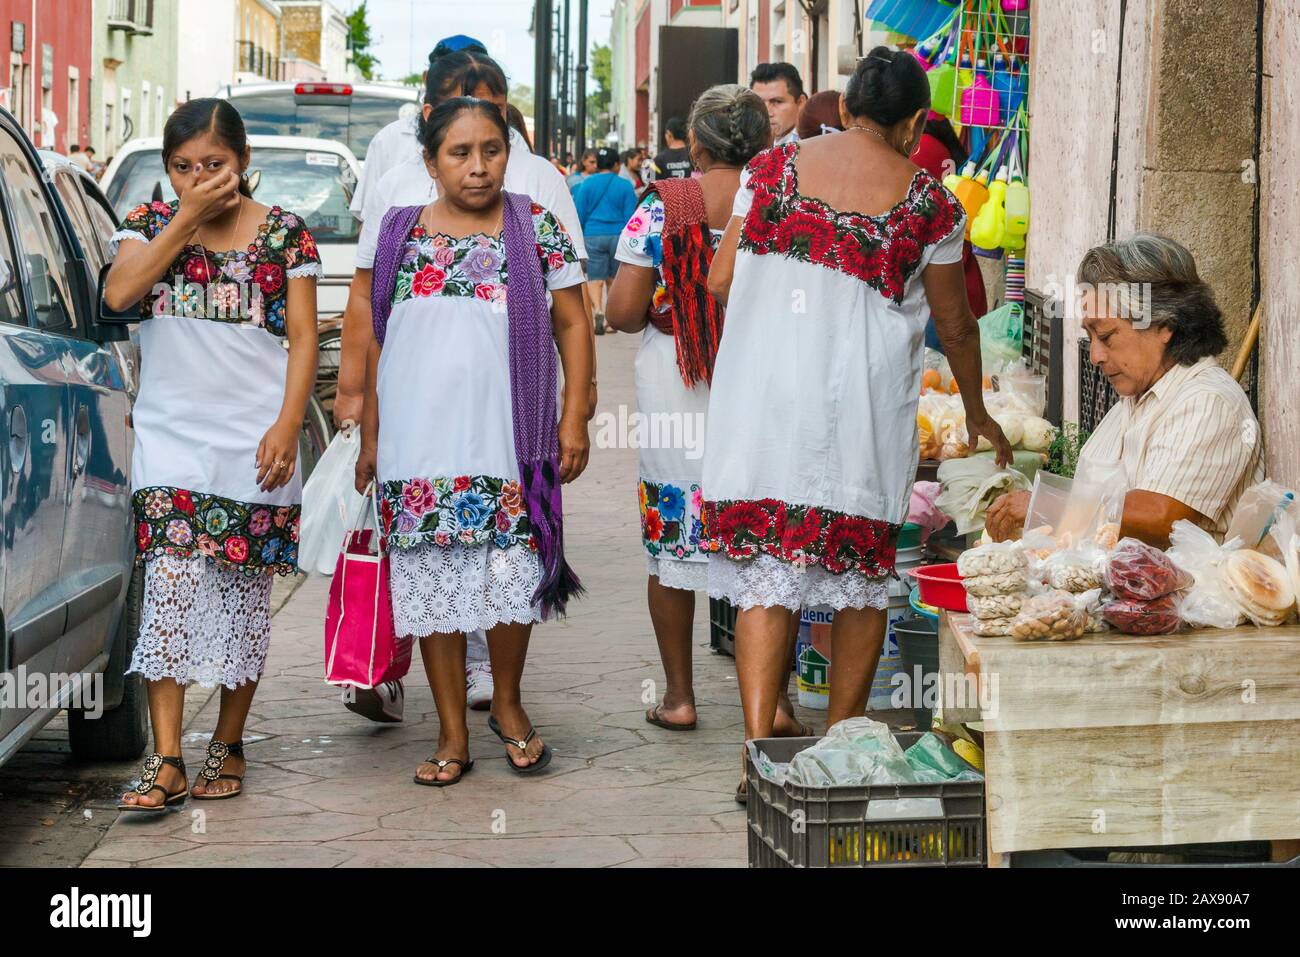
left=107, top=0, right=154, bottom=35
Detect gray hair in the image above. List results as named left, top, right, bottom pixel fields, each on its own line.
left=1077, top=233, right=1227, bottom=364
left=688, top=84, right=769, bottom=168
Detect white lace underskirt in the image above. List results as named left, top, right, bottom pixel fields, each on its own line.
left=130, top=553, right=273, bottom=689
left=707, top=553, right=889, bottom=612
left=389, top=541, right=542, bottom=637
left=646, top=553, right=710, bottom=592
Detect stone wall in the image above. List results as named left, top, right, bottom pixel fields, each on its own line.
left=1260, top=0, right=1299, bottom=487
left=1026, top=0, right=1258, bottom=423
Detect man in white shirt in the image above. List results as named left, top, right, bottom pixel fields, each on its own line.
left=750, top=62, right=807, bottom=147
left=339, top=37, right=591, bottom=722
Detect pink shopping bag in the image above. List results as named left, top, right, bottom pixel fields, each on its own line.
left=324, top=485, right=412, bottom=689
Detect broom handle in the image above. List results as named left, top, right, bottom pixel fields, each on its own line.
left=1231, top=302, right=1262, bottom=382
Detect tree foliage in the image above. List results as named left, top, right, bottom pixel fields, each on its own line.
left=347, top=1, right=380, bottom=80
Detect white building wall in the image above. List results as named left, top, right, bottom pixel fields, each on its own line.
left=176, top=0, right=238, bottom=100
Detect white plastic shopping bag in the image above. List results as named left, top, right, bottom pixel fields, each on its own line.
left=299, top=425, right=365, bottom=575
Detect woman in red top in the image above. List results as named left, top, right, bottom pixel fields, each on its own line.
left=911, top=112, right=987, bottom=319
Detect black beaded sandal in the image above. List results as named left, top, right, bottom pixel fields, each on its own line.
left=192, top=740, right=245, bottom=801
left=413, top=756, right=474, bottom=787
left=487, top=715, right=552, bottom=774
left=118, top=754, right=188, bottom=814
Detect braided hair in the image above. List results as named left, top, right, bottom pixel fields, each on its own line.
left=687, top=84, right=769, bottom=167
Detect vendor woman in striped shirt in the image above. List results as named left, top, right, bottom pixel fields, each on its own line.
left=986, top=234, right=1263, bottom=547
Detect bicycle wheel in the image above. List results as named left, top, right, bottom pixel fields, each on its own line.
left=299, top=393, right=333, bottom=482
left=315, top=325, right=342, bottom=408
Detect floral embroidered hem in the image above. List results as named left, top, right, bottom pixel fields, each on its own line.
left=133, top=486, right=301, bottom=576
left=379, top=474, right=537, bottom=551
left=699, top=497, right=898, bottom=577
left=638, top=477, right=709, bottom=561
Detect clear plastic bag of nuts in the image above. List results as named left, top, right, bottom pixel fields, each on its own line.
left=967, top=591, right=1025, bottom=620
left=1043, top=546, right=1105, bottom=593
left=963, top=570, right=1028, bottom=596
left=1009, top=589, right=1089, bottom=641
left=957, top=541, right=1028, bottom=578
left=972, top=615, right=1017, bottom=637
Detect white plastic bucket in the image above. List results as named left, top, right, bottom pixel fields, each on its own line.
left=795, top=605, right=833, bottom=710
left=868, top=577, right=913, bottom=711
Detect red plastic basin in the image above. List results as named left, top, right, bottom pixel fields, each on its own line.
left=908, top=563, right=968, bottom=613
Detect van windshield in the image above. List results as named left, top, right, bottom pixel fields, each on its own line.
left=105, top=148, right=359, bottom=243
left=228, top=91, right=417, bottom=162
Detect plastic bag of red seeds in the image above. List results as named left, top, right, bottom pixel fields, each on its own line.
left=1102, top=538, right=1193, bottom=602
left=1101, top=592, right=1183, bottom=635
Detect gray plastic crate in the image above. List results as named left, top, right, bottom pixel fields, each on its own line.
left=708, top=597, right=736, bottom=657
left=746, top=733, right=985, bottom=868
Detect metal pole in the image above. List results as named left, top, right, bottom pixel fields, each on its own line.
left=576, top=0, right=588, bottom=156
left=551, top=2, right=561, bottom=158
left=556, top=0, right=566, bottom=160
left=534, top=0, right=552, bottom=157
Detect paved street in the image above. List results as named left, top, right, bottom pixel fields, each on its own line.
left=70, top=330, right=785, bottom=868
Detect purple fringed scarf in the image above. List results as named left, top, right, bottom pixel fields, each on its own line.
left=370, top=195, right=582, bottom=619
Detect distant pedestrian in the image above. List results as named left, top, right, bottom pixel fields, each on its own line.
left=69, top=143, right=93, bottom=171
left=605, top=85, right=772, bottom=734
left=354, top=98, right=593, bottom=784
left=105, top=99, right=321, bottom=811
left=706, top=49, right=1010, bottom=801
left=650, top=117, right=692, bottom=180
left=573, top=147, right=638, bottom=334
left=566, top=148, right=597, bottom=190
left=618, top=148, right=643, bottom=190
left=750, top=61, right=807, bottom=146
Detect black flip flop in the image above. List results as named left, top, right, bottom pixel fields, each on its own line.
left=414, top=756, right=474, bottom=787
left=645, top=704, right=696, bottom=732
left=488, top=714, right=553, bottom=774
left=118, top=754, right=187, bottom=814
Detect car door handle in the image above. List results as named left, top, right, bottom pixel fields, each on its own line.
left=8, top=404, right=27, bottom=473
left=72, top=404, right=91, bottom=477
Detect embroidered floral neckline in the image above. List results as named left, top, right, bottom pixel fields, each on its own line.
left=784, top=144, right=929, bottom=223
left=180, top=204, right=286, bottom=259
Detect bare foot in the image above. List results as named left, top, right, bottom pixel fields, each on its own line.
left=772, top=699, right=814, bottom=738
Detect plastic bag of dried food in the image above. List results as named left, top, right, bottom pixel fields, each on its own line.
left=1166, top=519, right=1246, bottom=629
left=1103, top=538, right=1193, bottom=602
left=1102, top=592, right=1183, bottom=635
left=963, top=570, right=1028, bottom=596
left=972, top=615, right=1017, bottom=637
left=1009, top=590, right=1089, bottom=641
left=1043, top=545, right=1106, bottom=593
left=1073, top=587, right=1109, bottom=633
left=967, top=591, right=1025, bottom=620
left=957, top=541, right=1028, bottom=578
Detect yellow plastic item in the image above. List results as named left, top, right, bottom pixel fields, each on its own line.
left=970, top=166, right=1008, bottom=251
left=953, top=169, right=990, bottom=238
left=953, top=738, right=985, bottom=772
left=1004, top=177, right=1030, bottom=249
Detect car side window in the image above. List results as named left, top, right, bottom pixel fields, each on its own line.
left=0, top=201, right=27, bottom=326
left=80, top=182, right=119, bottom=260
left=0, top=130, right=77, bottom=331
left=53, top=170, right=106, bottom=272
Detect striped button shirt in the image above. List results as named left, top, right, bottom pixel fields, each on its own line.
left=1077, top=357, right=1264, bottom=535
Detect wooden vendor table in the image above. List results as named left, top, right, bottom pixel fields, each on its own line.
left=938, top=611, right=1300, bottom=862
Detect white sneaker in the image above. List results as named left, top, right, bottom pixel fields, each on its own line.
left=466, top=662, right=494, bottom=711
left=343, top=679, right=405, bottom=723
